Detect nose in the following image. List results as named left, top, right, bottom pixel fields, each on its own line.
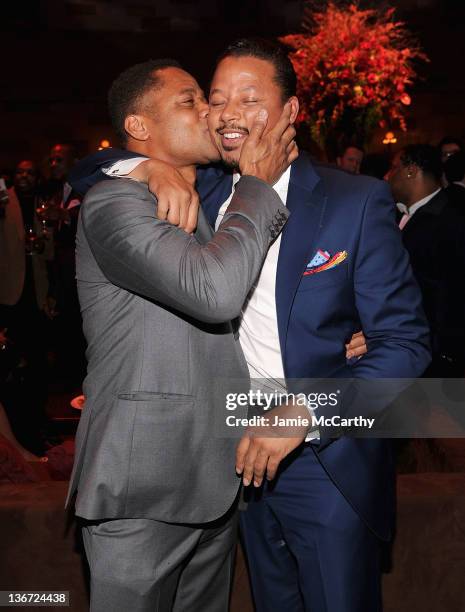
left=199, top=99, right=209, bottom=119
left=219, top=100, right=240, bottom=124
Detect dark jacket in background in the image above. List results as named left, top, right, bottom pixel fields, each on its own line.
left=399, top=189, right=465, bottom=373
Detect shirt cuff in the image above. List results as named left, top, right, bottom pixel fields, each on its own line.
left=305, top=404, right=320, bottom=442
left=102, top=157, right=149, bottom=177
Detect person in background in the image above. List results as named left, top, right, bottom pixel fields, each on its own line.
left=443, top=151, right=465, bottom=214
left=41, top=144, right=85, bottom=390
left=0, top=161, right=53, bottom=453
left=336, top=143, right=364, bottom=174
left=386, top=144, right=465, bottom=376
left=437, top=136, right=464, bottom=186
left=438, top=136, right=464, bottom=165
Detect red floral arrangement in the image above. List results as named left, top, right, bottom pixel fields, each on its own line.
left=279, top=2, right=428, bottom=153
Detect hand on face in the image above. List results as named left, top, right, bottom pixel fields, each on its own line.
left=238, top=103, right=298, bottom=184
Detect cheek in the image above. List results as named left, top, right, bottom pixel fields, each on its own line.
left=207, top=113, right=219, bottom=134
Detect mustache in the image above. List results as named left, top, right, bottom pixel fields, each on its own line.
left=216, top=124, right=249, bottom=135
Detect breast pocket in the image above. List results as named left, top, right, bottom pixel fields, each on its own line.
left=298, top=263, right=349, bottom=291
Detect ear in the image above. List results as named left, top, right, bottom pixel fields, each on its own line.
left=288, top=96, right=300, bottom=124
left=406, top=164, right=419, bottom=179
left=124, top=114, right=149, bottom=142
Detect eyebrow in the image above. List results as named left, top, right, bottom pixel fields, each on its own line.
left=178, top=87, right=197, bottom=96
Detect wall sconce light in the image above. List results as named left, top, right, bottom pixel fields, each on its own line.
left=383, top=132, right=397, bottom=144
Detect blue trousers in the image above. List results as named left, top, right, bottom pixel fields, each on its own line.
left=240, top=444, right=383, bottom=612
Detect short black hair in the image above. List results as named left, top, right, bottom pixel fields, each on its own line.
left=15, top=159, right=38, bottom=173
left=338, top=143, right=364, bottom=157
left=444, top=151, right=465, bottom=183
left=216, top=38, right=296, bottom=100
left=400, top=144, right=443, bottom=182
left=438, top=136, right=464, bottom=152
left=108, top=58, right=182, bottom=144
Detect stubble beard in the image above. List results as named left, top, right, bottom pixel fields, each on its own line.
left=220, top=149, right=241, bottom=172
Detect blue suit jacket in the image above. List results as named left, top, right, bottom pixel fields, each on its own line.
left=70, top=150, right=431, bottom=540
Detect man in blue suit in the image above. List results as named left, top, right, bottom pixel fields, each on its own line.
left=69, top=39, right=430, bottom=611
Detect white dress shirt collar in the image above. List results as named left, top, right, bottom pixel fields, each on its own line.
left=232, top=166, right=291, bottom=202
left=396, top=188, right=441, bottom=217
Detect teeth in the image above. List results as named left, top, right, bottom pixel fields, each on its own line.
left=223, top=133, right=243, bottom=139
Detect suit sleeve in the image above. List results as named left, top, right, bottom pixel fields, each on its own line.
left=350, top=180, right=431, bottom=379
left=81, top=177, right=288, bottom=324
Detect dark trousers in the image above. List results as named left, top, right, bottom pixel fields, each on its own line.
left=81, top=505, right=238, bottom=612
left=240, top=444, right=382, bottom=612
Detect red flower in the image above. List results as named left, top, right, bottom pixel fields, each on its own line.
left=279, top=1, right=428, bottom=148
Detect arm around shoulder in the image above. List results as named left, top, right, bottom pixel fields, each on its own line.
left=81, top=178, right=288, bottom=324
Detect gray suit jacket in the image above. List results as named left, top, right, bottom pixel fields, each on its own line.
left=67, top=176, right=288, bottom=523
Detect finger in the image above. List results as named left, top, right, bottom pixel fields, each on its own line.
left=347, top=335, right=365, bottom=350
left=245, top=108, right=269, bottom=147
left=166, top=202, right=181, bottom=227
left=351, top=344, right=368, bottom=357
left=156, top=197, right=170, bottom=221
left=287, top=144, right=299, bottom=165
left=281, top=125, right=297, bottom=148
left=286, top=139, right=297, bottom=154
left=177, top=195, right=190, bottom=231
left=235, top=435, right=251, bottom=475
left=242, top=442, right=259, bottom=487
left=268, top=102, right=292, bottom=140
left=266, top=455, right=281, bottom=481
left=252, top=449, right=270, bottom=487
left=346, top=344, right=368, bottom=359
left=184, top=192, right=200, bottom=234
left=347, top=331, right=363, bottom=343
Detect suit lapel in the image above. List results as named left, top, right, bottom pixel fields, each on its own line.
left=276, top=155, right=327, bottom=366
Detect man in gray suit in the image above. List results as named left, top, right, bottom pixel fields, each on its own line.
left=67, top=59, right=296, bottom=611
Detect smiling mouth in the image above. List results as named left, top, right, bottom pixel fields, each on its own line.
left=217, top=129, right=249, bottom=149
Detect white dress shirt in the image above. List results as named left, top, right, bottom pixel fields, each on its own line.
left=216, top=168, right=290, bottom=388
left=396, top=188, right=441, bottom=229
left=217, top=169, right=318, bottom=439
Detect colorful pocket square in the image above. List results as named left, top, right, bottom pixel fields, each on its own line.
left=303, top=250, right=348, bottom=276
